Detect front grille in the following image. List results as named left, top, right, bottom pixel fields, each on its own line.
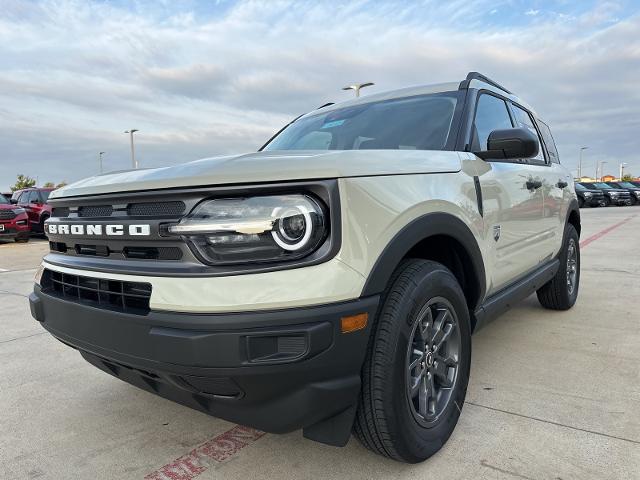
left=0, top=210, right=17, bottom=220
left=41, top=269, right=151, bottom=314
left=78, top=205, right=113, bottom=217
left=53, top=201, right=187, bottom=218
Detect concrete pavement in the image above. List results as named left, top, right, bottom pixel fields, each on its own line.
left=1, top=208, right=638, bottom=479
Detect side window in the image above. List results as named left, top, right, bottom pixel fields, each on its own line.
left=511, top=104, right=545, bottom=163
left=26, top=191, right=36, bottom=203
left=472, top=94, right=513, bottom=152
left=538, top=120, right=560, bottom=163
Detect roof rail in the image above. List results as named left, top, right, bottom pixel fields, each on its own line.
left=459, top=72, right=512, bottom=94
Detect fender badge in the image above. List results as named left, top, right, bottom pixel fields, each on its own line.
left=493, top=225, right=501, bottom=242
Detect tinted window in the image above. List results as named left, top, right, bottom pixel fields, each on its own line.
left=264, top=92, right=460, bottom=151
left=0, top=194, right=8, bottom=204
left=580, top=183, right=600, bottom=190
left=511, top=104, right=545, bottom=163
left=575, top=183, right=586, bottom=191
left=618, top=182, right=637, bottom=189
left=593, top=183, right=613, bottom=189
left=472, top=94, right=513, bottom=151
left=537, top=120, right=559, bottom=163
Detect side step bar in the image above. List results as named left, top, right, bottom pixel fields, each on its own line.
left=473, top=259, right=559, bottom=332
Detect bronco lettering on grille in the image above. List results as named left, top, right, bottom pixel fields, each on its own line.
left=47, top=224, right=151, bottom=236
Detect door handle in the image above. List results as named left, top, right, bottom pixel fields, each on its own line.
left=557, top=180, right=568, bottom=188
left=526, top=179, right=543, bottom=190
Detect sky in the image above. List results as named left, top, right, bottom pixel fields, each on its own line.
left=0, top=0, right=639, bottom=190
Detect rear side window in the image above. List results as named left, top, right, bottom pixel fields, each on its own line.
left=472, top=94, right=513, bottom=151
left=511, top=104, right=545, bottom=164
left=537, top=120, right=560, bottom=163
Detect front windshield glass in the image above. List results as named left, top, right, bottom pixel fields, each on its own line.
left=618, top=182, right=637, bottom=188
left=264, top=92, right=460, bottom=151
left=575, top=183, right=586, bottom=190
left=0, top=194, right=8, bottom=204
left=593, top=183, right=613, bottom=189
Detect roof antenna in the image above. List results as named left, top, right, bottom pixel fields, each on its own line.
left=342, top=82, right=374, bottom=97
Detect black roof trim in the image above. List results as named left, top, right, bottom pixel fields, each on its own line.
left=459, top=72, right=512, bottom=95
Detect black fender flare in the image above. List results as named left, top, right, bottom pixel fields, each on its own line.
left=566, top=198, right=581, bottom=236
left=361, top=212, right=486, bottom=310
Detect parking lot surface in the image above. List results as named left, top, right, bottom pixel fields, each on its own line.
left=1, top=208, right=639, bottom=479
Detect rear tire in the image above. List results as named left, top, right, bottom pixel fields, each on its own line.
left=537, top=224, right=580, bottom=310
left=353, top=259, right=471, bottom=463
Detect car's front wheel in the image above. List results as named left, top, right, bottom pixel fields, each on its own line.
left=353, top=259, right=471, bottom=463
left=602, top=197, right=611, bottom=207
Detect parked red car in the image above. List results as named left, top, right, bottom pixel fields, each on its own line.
left=0, top=193, right=30, bottom=242
left=12, top=187, right=54, bottom=234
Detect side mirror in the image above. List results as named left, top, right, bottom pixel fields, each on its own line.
left=475, top=128, right=539, bottom=160
left=10, top=199, right=17, bottom=204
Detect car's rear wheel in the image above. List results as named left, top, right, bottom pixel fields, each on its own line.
left=537, top=224, right=580, bottom=310
left=353, top=259, right=471, bottom=463
left=39, top=215, right=49, bottom=234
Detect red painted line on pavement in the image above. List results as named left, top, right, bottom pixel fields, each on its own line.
left=579, top=215, right=636, bottom=249
left=145, top=425, right=266, bottom=480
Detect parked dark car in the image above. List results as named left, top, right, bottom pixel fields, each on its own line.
left=578, top=182, right=631, bottom=207
left=13, top=187, right=54, bottom=233
left=606, top=182, right=640, bottom=205
left=0, top=193, right=30, bottom=242
left=575, top=183, right=605, bottom=208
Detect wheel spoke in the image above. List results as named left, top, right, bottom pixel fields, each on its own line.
left=418, top=374, right=429, bottom=415
left=409, top=350, right=424, bottom=370
left=417, top=308, right=432, bottom=344
left=433, top=358, right=454, bottom=388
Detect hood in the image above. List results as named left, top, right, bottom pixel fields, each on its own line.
left=0, top=203, right=14, bottom=210
left=50, top=150, right=462, bottom=199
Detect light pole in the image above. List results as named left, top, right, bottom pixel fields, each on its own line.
left=598, top=161, right=607, bottom=181
left=342, top=82, right=374, bottom=98
left=98, top=151, right=105, bottom=174
left=578, top=146, right=588, bottom=179
left=619, top=162, right=628, bottom=181
left=124, top=129, right=139, bottom=169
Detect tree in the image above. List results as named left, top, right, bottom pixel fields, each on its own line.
left=55, top=181, right=68, bottom=189
left=43, top=182, right=55, bottom=188
left=621, top=174, right=635, bottom=181
left=11, top=174, right=36, bottom=192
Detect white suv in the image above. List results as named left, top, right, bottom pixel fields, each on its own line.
left=30, top=72, right=580, bottom=462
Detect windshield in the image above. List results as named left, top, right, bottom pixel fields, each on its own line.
left=575, top=183, right=586, bottom=190
left=0, top=194, right=8, bottom=204
left=593, top=182, right=613, bottom=189
left=617, top=182, right=637, bottom=189
left=264, top=92, right=460, bottom=151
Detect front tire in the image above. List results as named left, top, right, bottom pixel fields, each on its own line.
left=353, top=259, right=471, bottom=463
left=602, top=197, right=611, bottom=207
left=537, top=224, right=580, bottom=310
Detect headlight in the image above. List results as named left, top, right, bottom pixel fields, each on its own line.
left=635, top=191, right=640, bottom=198
left=12, top=208, right=26, bottom=215
left=167, top=194, right=327, bottom=265
left=610, top=192, right=618, bottom=197
left=583, top=192, right=592, bottom=197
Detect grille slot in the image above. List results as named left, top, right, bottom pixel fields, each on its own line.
left=42, top=269, right=151, bottom=314
left=75, top=244, right=110, bottom=257
left=0, top=210, right=17, bottom=220
left=123, top=246, right=183, bottom=260
left=78, top=205, right=114, bottom=217
left=52, top=207, right=70, bottom=218
left=127, top=201, right=186, bottom=217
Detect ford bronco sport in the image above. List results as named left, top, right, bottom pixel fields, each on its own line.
left=30, top=72, right=581, bottom=463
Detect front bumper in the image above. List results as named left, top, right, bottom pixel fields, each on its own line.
left=29, top=286, right=379, bottom=445
left=0, top=215, right=30, bottom=239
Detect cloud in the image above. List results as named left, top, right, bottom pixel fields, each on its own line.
left=0, top=0, right=639, bottom=189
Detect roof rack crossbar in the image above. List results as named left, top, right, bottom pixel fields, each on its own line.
left=459, top=72, right=512, bottom=94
